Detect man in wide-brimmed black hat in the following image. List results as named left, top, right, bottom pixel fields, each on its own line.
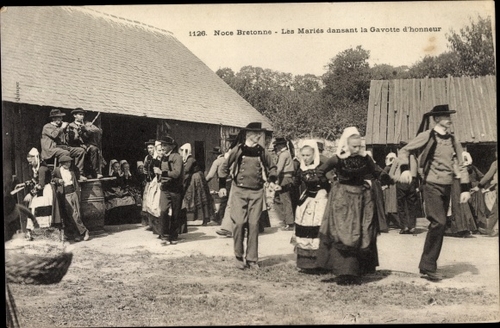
left=41, top=108, right=86, bottom=181
left=152, top=136, right=184, bottom=245
left=218, top=122, right=278, bottom=270
left=67, top=108, right=104, bottom=179
left=396, top=104, right=471, bottom=281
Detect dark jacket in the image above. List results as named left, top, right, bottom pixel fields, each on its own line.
left=219, top=143, right=277, bottom=190
left=160, top=152, right=184, bottom=194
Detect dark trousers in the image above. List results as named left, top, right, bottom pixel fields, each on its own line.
left=216, top=180, right=231, bottom=224
left=64, top=192, right=87, bottom=235
left=274, top=176, right=295, bottom=225
left=85, top=145, right=101, bottom=176
left=230, top=185, right=264, bottom=262
left=159, top=190, right=182, bottom=241
left=396, top=179, right=419, bottom=229
left=419, top=182, right=451, bottom=272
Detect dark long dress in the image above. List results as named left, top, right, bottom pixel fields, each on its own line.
left=445, top=178, right=477, bottom=236
left=182, top=156, right=215, bottom=228
left=467, top=165, right=486, bottom=229
left=315, top=154, right=390, bottom=278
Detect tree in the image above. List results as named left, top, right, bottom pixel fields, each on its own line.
left=408, top=51, right=460, bottom=78
left=322, top=46, right=371, bottom=102
left=446, top=15, right=495, bottom=76
left=215, top=67, right=236, bottom=85
left=292, top=74, right=323, bottom=92
left=320, top=46, right=371, bottom=138
left=370, top=64, right=411, bottom=80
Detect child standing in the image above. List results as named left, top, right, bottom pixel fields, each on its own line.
left=53, top=155, right=90, bottom=241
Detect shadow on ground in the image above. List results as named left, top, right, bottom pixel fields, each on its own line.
left=439, top=262, right=479, bottom=278
left=178, top=232, right=217, bottom=243
left=258, top=253, right=295, bottom=267
left=320, top=269, right=395, bottom=285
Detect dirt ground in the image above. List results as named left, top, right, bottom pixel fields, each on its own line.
left=7, top=209, right=500, bottom=326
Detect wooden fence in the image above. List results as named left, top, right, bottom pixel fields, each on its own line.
left=365, top=75, right=497, bottom=145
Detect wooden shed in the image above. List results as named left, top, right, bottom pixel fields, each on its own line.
left=365, top=76, right=497, bottom=172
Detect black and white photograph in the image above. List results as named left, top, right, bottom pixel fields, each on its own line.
left=2, top=2, right=498, bottom=326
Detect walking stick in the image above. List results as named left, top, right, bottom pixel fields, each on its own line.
left=90, top=112, right=101, bottom=125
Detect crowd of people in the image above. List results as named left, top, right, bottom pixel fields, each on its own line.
left=10, top=104, right=498, bottom=285
left=208, top=105, right=497, bottom=285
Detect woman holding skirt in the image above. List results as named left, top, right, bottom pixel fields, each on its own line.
left=315, top=127, right=390, bottom=285
left=292, top=140, right=330, bottom=271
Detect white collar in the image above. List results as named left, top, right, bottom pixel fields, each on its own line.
left=158, top=150, right=172, bottom=160
left=245, top=140, right=258, bottom=147
left=433, top=125, right=448, bottom=135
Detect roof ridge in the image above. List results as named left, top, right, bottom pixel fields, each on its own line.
left=68, top=6, right=174, bottom=37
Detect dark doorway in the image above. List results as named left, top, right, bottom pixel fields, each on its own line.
left=466, top=144, right=497, bottom=175
left=100, top=114, right=157, bottom=175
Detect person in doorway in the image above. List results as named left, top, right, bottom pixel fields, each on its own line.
left=52, top=155, right=90, bottom=242
left=397, top=104, right=471, bottom=281
left=66, top=108, right=103, bottom=179
left=41, top=108, right=86, bottom=181
left=315, top=127, right=388, bottom=285
left=154, top=137, right=184, bottom=245
left=273, top=137, right=296, bottom=231
left=120, top=159, right=142, bottom=207
left=218, top=122, right=278, bottom=270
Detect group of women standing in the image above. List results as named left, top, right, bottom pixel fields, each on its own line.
left=140, top=139, right=216, bottom=240
left=291, top=127, right=390, bottom=284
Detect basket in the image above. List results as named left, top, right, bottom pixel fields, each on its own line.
left=5, top=243, right=73, bottom=285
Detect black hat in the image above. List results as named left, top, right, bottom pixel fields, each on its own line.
left=243, top=122, right=266, bottom=131
left=144, top=139, right=156, bottom=146
left=273, top=137, right=287, bottom=146
left=427, top=104, right=456, bottom=117
left=417, top=104, right=456, bottom=135
left=159, top=135, right=175, bottom=145
left=71, top=108, right=85, bottom=115
left=317, top=141, right=325, bottom=151
left=49, top=108, right=66, bottom=118
left=209, top=146, right=222, bottom=154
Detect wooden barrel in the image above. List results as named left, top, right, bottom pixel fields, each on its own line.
left=79, top=179, right=106, bottom=233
